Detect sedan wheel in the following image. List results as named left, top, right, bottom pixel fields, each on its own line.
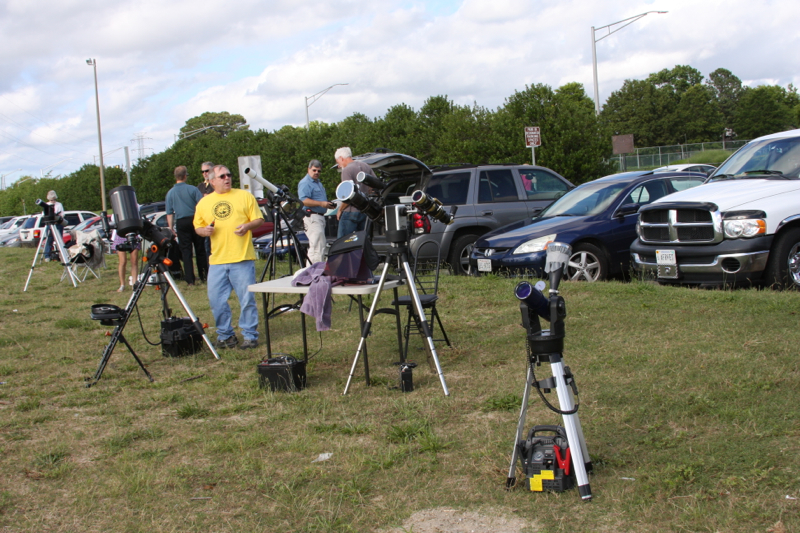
left=567, top=244, right=607, bottom=282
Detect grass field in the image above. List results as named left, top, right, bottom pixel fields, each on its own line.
left=1, top=247, right=798, bottom=532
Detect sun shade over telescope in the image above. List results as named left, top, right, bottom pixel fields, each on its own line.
left=336, top=180, right=383, bottom=221
left=110, top=185, right=143, bottom=237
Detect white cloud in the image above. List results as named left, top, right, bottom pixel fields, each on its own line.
left=1, top=0, right=799, bottom=185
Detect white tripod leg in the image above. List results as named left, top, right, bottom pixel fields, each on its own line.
left=551, top=358, right=592, bottom=500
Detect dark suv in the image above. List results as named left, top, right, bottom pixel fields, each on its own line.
left=348, top=153, right=573, bottom=274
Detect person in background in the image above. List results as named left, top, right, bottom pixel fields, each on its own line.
left=111, top=227, right=139, bottom=292
left=166, top=165, right=208, bottom=286
left=43, top=190, right=64, bottom=262
left=194, top=165, right=264, bottom=350
left=197, top=161, right=215, bottom=258
left=334, top=147, right=375, bottom=238
left=297, top=159, right=335, bottom=264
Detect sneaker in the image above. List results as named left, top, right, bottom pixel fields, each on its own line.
left=215, top=336, right=238, bottom=349
left=238, top=338, right=259, bottom=350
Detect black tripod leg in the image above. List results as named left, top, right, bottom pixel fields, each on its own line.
left=23, top=226, right=48, bottom=292
left=86, top=265, right=152, bottom=387
left=117, top=334, right=154, bottom=382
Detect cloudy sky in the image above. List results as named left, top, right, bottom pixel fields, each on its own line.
left=1, top=0, right=797, bottom=186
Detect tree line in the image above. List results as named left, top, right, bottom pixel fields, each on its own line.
left=1, top=65, right=797, bottom=216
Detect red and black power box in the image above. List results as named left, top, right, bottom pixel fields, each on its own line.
left=519, top=425, right=575, bottom=492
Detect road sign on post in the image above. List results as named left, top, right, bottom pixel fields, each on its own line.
left=524, top=127, right=541, bottom=165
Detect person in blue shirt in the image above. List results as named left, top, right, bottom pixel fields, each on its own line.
left=297, top=159, right=335, bottom=264
left=166, top=165, right=208, bottom=286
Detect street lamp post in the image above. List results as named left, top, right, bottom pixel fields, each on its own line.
left=40, top=158, right=73, bottom=178
left=1, top=168, right=22, bottom=190
left=174, top=124, right=225, bottom=142
left=86, top=58, right=107, bottom=212
left=591, top=11, right=667, bottom=115
left=305, top=84, right=348, bottom=129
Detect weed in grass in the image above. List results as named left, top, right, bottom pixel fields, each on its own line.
left=176, top=402, right=210, bottom=419
left=15, top=397, right=41, bottom=412
left=387, top=419, right=430, bottom=444
left=54, top=317, right=93, bottom=330
left=106, top=428, right=165, bottom=453
left=483, top=392, right=522, bottom=411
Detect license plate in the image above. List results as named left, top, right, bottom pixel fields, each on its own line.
left=477, top=259, right=492, bottom=272
left=656, top=249, right=678, bottom=279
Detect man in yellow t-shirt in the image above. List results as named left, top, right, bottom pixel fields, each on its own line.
left=194, top=165, right=264, bottom=350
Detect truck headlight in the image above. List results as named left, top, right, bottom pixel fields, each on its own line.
left=513, top=233, right=557, bottom=255
left=723, top=219, right=766, bottom=238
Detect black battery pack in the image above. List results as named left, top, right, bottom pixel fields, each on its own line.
left=257, top=356, right=307, bottom=392
left=518, top=425, right=575, bottom=492
left=160, top=317, right=204, bottom=358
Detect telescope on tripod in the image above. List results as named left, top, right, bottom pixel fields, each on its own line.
left=335, top=169, right=457, bottom=396
left=506, top=242, right=593, bottom=500
left=86, top=186, right=220, bottom=387
left=23, top=199, right=80, bottom=291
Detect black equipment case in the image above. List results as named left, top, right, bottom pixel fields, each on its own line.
left=160, top=317, right=204, bottom=357
left=324, top=231, right=379, bottom=282
left=518, top=425, right=575, bottom=492
left=258, top=356, right=307, bottom=392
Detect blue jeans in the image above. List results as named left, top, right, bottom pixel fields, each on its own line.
left=338, top=211, right=366, bottom=238
left=207, top=260, right=259, bottom=341
left=44, top=224, right=63, bottom=260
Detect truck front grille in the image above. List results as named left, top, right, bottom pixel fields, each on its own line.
left=639, top=206, right=721, bottom=244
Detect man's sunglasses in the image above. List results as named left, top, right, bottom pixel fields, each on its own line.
left=216, top=173, right=232, bottom=179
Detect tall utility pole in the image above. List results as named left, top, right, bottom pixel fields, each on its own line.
left=131, top=133, right=152, bottom=162
left=86, top=58, right=107, bottom=212
left=591, top=11, right=667, bottom=115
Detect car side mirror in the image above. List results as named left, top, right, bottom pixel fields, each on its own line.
left=615, top=203, right=640, bottom=217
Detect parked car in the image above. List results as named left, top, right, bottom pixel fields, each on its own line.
left=631, top=128, right=800, bottom=288
left=139, top=201, right=166, bottom=217
left=654, top=164, right=716, bottom=175
left=19, top=210, right=99, bottom=246
left=0, top=215, right=30, bottom=237
left=253, top=230, right=309, bottom=260
left=352, top=152, right=574, bottom=275
left=469, top=170, right=706, bottom=280
left=0, top=228, right=23, bottom=247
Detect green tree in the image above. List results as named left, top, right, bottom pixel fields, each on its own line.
left=706, top=68, right=743, bottom=128
left=733, top=85, right=797, bottom=138
left=675, top=84, right=724, bottom=143
left=178, top=111, right=249, bottom=140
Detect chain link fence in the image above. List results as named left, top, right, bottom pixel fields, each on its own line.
left=611, top=139, right=749, bottom=171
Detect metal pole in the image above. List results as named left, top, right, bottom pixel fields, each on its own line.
left=124, top=146, right=131, bottom=186
left=591, top=26, right=600, bottom=115
left=87, top=59, right=107, bottom=213
left=305, top=96, right=310, bottom=130
left=531, top=147, right=536, bottom=166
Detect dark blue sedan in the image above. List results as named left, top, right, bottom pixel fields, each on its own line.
left=469, top=171, right=706, bottom=281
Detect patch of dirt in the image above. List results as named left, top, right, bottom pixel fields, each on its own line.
left=380, top=507, right=537, bottom=533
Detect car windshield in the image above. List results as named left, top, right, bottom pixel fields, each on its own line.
left=538, top=180, right=629, bottom=217
left=0, top=219, right=14, bottom=230
left=712, top=136, right=800, bottom=179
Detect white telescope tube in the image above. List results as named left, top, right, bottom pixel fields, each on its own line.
left=244, top=167, right=282, bottom=196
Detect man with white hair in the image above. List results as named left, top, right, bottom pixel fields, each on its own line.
left=334, top=147, right=376, bottom=238
left=194, top=165, right=264, bottom=350
left=43, top=190, right=64, bottom=262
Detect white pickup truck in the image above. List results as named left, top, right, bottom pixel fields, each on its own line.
left=630, top=128, right=800, bottom=288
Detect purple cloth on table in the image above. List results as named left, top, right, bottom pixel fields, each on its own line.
left=291, top=262, right=336, bottom=331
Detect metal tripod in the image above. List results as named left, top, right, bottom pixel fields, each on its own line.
left=343, top=241, right=450, bottom=396
left=506, top=268, right=592, bottom=500
left=86, top=241, right=220, bottom=388
left=24, top=221, right=79, bottom=291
